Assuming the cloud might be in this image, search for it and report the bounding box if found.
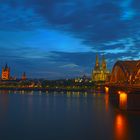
[0,0,139,45]
[0,0,140,79]
[60,63,79,68]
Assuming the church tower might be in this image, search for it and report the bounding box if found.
[101,55,107,70]
[94,54,100,70]
[2,64,10,80]
[22,72,27,81]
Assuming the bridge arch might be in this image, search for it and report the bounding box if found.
[110,60,140,84]
[135,61,140,83]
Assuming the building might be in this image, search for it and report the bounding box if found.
[22,72,27,81]
[92,55,110,82]
[1,64,10,80]
[75,75,91,83]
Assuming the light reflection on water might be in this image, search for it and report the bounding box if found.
[119,91,127,110]
[114,113,131,140]
[0,91,139,140]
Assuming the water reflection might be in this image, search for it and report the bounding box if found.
[39,90,42,95]
[0,90,139,140]
[66,91,71,97]
[114,113,131,140]
[84,92,87,97]
[0,90,9,94]
[104,87,109,112]
[105,92,109,112]
[66,92,88,114]
[27,94,33,119]
[118,91,127,110]
[0,93,9,112]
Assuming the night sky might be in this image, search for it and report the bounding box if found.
[0,0,140,79]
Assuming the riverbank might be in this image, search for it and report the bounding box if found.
[0,86,105,93]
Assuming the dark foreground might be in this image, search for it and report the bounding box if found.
[0,91,139,140]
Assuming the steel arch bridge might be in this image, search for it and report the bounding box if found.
[110,60,140,85]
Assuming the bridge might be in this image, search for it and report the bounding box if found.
[110,60,140,86]
[106,60,140,110]
[107,60,140,93]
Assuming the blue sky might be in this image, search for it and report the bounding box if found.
[0,0,140,79]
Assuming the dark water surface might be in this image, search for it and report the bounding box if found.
[0,91,139,140]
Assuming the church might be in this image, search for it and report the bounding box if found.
[1,64,10,80]
[1,64,27,81]
[92,55,110,82]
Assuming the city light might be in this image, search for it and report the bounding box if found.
[118,91,127,110]
[114,114,129,140]
[105,86,109,94]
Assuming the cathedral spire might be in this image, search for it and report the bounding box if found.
[102,55,106,70]
[94,54,100,70]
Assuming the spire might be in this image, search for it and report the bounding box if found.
[94,54,100,70]
[22,72,26,80]
[4,63,8,70]
[102,55,106,70]
[5,63,7,67]
[23,72,26,76]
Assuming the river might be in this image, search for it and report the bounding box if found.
[0,90,139,140]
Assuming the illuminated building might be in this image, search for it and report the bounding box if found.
[75,75,90,83]
[110,60,140,85]
[1,64,10,80]
[22,72,27,81]
[92,55,110,82]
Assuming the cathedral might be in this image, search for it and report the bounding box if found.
[92,55,110,82]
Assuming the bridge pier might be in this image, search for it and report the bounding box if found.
[106,86,140,110]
